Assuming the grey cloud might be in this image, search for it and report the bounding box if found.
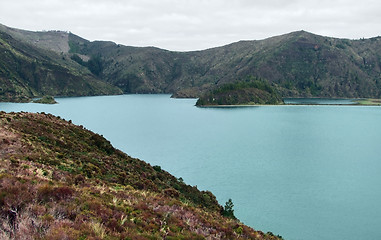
[0,0,380,51]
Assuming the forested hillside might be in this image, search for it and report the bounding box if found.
[1,23,381,102]
[67,30,381,98]
[0,25,121,102]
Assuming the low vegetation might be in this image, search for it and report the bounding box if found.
[0,112,282,239]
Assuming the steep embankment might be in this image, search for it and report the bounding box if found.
[0,112,282,239]
[0,25,122,102]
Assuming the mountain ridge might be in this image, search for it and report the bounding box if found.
[1,23,381,102]
[0,24,122,102]
[0,23,71,54]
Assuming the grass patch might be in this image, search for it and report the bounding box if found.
[355,99,381,105]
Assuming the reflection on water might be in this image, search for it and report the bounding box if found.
[284,98,356,105]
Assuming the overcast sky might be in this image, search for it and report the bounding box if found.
[0,0,380,51]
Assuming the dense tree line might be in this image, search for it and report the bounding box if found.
[71,54,104,76]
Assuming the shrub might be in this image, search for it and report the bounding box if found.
[153,165,162,172]
[0,178,35,209]
[74,174,85,185]
[221,199,236,219]
[44,221,81,240]
[164,188,180,198]
[37,185,74,202]
[37,184,54,202]
[53,186,74,200]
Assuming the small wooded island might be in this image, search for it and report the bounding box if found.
[32,95,57,104]
[196,80,284,106]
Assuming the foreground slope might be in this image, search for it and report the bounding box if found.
[0,25,122,102]
[0,112,281,239]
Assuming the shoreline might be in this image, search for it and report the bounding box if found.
[196,98,381,107]
[2,94,381,106]
[197,104,381,108]
[196,103,381,108]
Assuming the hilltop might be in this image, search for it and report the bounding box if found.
[0,24,122,102]
[67,29,381,99]
[0,112,282,239]
[1,23,381,102]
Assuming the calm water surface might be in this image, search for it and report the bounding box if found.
[1,95,381,240]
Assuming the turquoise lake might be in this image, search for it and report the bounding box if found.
[1,94,381,240]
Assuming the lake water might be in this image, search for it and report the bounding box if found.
[1,95,381,240]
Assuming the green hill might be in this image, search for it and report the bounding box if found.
[1,23,381,102]
[67,30,381,99]
[0,25,122,102]
[173,32,381,98]
[0,112,282,239]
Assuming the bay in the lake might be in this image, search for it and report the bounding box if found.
[1,95,381,240]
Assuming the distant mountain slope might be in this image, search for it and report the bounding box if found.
[0,112,282,239]
[68,30,381,98]
[173,31,381,98]
[0,25,122,102]
[1,23,381,101]
[0,23,70,53]
[67,33,187,94]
